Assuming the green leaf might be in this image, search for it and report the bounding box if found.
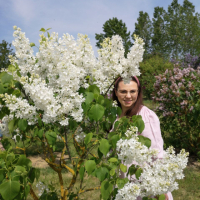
[88,104,104,121]
[117,107,122,116]
[85,160,96,175]
[8,65,16,73]
[28,168,36,183]
[95,167,109,182]
[0,84,4,93]
[98,148,103,159]
[85,92,94,105]
[6,152,15,164]
[40,28,46,32]
[24,185,30,198]
[138,135,151,148]
[110,135,120,148]
[18,119,28,131]
[0,169,5,182]
[101,180,113,200]
[84,133,93,145]
[30,43,35,47]
[1,138,11,150]
[135,168,143,179]
[16,155,32,170]
[79,166,85,180]
[45,131,57,145]
[99,139,110,156]
[14,166,27,176]
[109,168,115,176]
[38,129,44,138]
[127,164,137,176]
[10,171,20,181]
[88,85,100,95]
[158,194,166,200]
[35,168,40,181]
[0,180,20,200]
[116,178,129,189]
[120,163,127,173]
[16,70,21,77]
[38,117,43,127]
[108,158,118,163]
[12,89,21,97]
[134,116,145,133]
[96,94,104,105]
[157,194,165,200]
[1,73,13,84]
[8,119,15,133]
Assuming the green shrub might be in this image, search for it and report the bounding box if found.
[140,55,173,99]
[153,66,200,155]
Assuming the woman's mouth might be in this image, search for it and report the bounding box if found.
[124,100,132,104]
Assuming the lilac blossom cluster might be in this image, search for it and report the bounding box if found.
[171,53,200,69]
[153,66,200,117]
[116,127,189,199]
[0,27,144,135]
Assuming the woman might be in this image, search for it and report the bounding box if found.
[112,76,173,200]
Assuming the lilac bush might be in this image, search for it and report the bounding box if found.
[153,66,200,154]
[171,53,200,69]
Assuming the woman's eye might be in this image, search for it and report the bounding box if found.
[121,91,126,94]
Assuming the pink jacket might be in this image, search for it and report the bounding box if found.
[118,106,173,200]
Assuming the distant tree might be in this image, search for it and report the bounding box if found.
[132,11,152,58]
[165,0,200,58]
[0,40,14,69]
[95,17,132,57]
[134,0,200,60]
[165,0,184,59]
[151,7,169,59]
[180,0,200,56]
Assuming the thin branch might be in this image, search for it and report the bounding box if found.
[103,78,116,97]
[29,184,39,200]
[64,127,71,161]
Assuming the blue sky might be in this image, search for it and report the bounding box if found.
[1,0,200,56]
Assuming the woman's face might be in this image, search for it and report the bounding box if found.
[115,80,138,112]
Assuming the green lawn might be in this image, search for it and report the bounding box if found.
[27,162,200,200]
[172,163,200,200]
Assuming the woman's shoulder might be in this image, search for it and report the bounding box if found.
[137,105,159,123]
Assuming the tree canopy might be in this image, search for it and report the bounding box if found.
[95,17,132,57]
[97,0,200,60]
[0,40,14,69]
[134,0,200,59]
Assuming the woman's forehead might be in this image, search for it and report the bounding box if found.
[118,80,138,90]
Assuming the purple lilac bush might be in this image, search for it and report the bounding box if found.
[171,53,200,69]
[153,66,200,155]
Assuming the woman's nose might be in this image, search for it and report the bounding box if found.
[126,92,131,98]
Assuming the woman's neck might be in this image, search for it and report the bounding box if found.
[120,107,129,118]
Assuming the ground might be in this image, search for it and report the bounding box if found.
[28,152,69,168]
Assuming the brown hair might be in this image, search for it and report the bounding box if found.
[112,76,143,116]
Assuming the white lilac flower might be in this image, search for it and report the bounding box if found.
[117,128,158,166]
[75,127,86,143]
[115,182,141,200]
[35,181,49,197]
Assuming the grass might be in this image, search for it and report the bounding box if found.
[27,162,200,200]
[143,99,158,111]
[28,167,101,200]
[172,164,200,200]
